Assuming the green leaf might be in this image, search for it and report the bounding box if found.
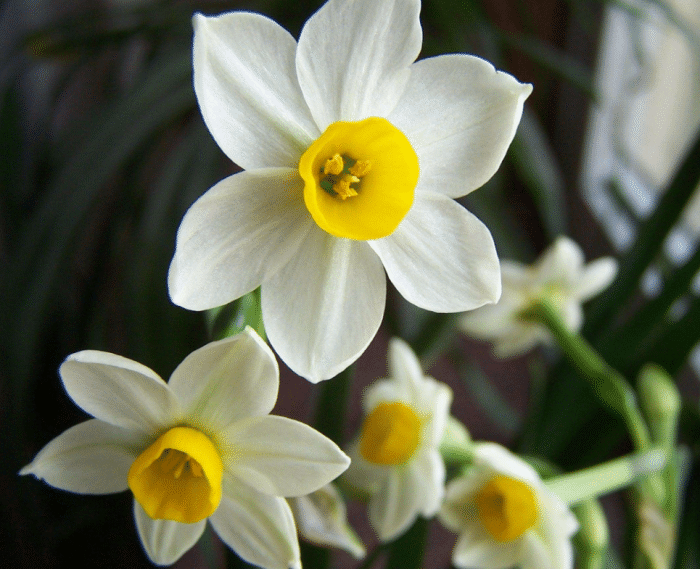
[385,517,428,569]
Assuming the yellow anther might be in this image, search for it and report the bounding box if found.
[333,174,360,200]
[349,159,372,177]
[475,475,538,542]
[323,153,344,176]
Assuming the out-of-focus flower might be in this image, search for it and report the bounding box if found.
[289,483,365,559]
[459,236,617,357]
[439,443,579,569]
[344,338,452,541]
[168,0,532,382]
[20,328,349,568]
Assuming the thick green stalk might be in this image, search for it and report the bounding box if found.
[523,299,651,451]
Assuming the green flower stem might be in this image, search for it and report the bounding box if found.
[522,298,652,452]
[545,447,667,505]
[573,499,610,569]
[439,415,474,467]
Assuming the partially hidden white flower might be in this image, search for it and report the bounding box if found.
[20,327,350,569]
[344,338,452,541]
[168,0,533,382]
[438,443,579,569]
[289,483,365,559]
[459,235,618,357]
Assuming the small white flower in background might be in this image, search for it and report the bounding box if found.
[344,338,452,541]
[20,328,349,569]
[439,443,579,569]
[459,236,618,357]
[289,483,366,559]
[168,0,532,382]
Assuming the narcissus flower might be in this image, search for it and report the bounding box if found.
[344,338,452,541]
[459,236,618,357]
[439,443,578,569]
[20,328,349,568]
[168,0,532,382]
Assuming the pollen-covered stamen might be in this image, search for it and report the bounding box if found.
[320,154,370,200]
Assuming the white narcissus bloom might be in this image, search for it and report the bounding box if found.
[344,338,452,541]
[289,483,366,559]
[168,0,533,382]
[20,328,349,569]
[459,235,618,357]
[439,443,579,569]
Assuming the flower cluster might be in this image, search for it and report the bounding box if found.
[20,0,610,568]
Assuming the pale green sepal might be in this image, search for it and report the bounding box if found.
[572,499,609,569]
[637,364,681,450]
[439,415,473,466]
[207,289,266,342]
[545,448,667,505]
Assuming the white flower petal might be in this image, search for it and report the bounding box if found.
[387,337,424,389]
[363,378,412,413]
[262,229,385,382]
[453,525,521,569]
[459,298,522,341]
[168,328,279,431]
[221,415,349,497]
[493,328,546,358]
[418,382,453,446]
[521,531,555,569]
[342,441,386,495]
[133,500,206,566]
[474,443,541,487]
[534,236,584,288]
[60,351,178,433]
[389,54,532,198]
[296,0,422,129]
[210,477,300,569]
[169,168,313,311]
[370,193,501,312]
[369,463,424,541]
[413,450,445,516]
[193,12,318,170]
[19,419,145,494]
[575,257,618,301]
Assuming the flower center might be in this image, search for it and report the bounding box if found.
[299,117,418,240]
[128,426,223,524]
[475,474,538,542]
[359,401,421,465]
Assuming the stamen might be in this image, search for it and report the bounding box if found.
[333,174,360,200]
[349,159,371,177]
[323,153,344,175]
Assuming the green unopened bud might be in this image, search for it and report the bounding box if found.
[573,499,609,569]
[637,364,680,449]
[439,416,473,466]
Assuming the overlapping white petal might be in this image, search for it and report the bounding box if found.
[389,54,532,198]
[460,235,618,357]
[168,168,313,310]
[172,0,531,382]
[439,443,578,569]
[21,328,349,569]
[168,328,279,429]
[193,12,318,169]
[221,415,350,497]
[262,229,385,382]
[210,477,300,569]
[60,350,178,434]
[345,338,451,541]
[371,193,501,312]
[134,501,207,566]
[19,419,145,494]
[296,0,422,129]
